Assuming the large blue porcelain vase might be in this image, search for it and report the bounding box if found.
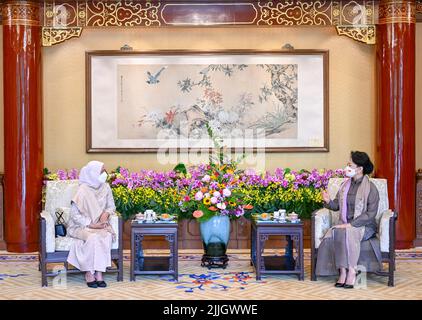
[199,215,230,257]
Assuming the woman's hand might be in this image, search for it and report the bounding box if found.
[98,212,110,223]
[322,190,330,204]
[88,222,108,229]
[334,223,351,229]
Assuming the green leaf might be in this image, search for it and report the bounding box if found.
[173,163,187,175]
[195,203,217,222]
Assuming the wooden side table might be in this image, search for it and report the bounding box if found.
[130,221,178,281]
[251,220,304,281]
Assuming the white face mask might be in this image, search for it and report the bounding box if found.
[345,165,358,178]
[98,172,108,184]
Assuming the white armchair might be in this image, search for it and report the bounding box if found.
[310,178,397,286]
[39,180,123,287]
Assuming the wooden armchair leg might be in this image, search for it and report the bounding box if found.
[41,262,48,287]
[388,262,394,287]
[388,253,395,287]
[387,211,397,287]
[117,253,124,282]
[117,218,124,282]
[310,213,317,281]
[311,249,317,281]
[117,261,123,282]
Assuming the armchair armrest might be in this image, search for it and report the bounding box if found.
[40,210,55,253]
[109,212,122,250]
[313,208,338,249]
[378,209,396,253]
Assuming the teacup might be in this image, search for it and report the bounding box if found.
[288,212,298,222]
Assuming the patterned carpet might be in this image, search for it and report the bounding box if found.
[1,249,422,300]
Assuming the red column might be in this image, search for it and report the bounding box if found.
[2,1,43,252]
[376,0,416,249]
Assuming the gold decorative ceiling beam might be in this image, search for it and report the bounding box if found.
[3,1,419,46]
[38,1,379,28]
[42,27,83,46]
[336,25,376,44]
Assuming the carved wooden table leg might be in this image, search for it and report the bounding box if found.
[251,220,304,281]
[257,234,268,280]
[166,233,178,281]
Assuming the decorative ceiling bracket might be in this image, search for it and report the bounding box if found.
[335,25,376,45]
[42,27,83,47]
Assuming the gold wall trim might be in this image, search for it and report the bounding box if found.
[2,1,422,27]
[42,27,83,46]
[336,25,376,44]
[378,0,416,24]
[2,1,42,27]
[44,1,161,27]
[257,0,376,26]
[3,1,419,47]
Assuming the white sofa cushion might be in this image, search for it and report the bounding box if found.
[109,214,120,250]
[40,210,55,253]
[314,209,340,249]
[55,236,74,251]
[44,180,80,223]
[378,209,394,253]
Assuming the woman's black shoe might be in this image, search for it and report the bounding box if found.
[334,282,345,288]
[86,281,98,288]
[96,280,107,288]
[343,270,360,289]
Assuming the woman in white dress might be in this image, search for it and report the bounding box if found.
[67,161,116,288]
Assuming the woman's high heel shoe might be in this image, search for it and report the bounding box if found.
[334,282,345,288]
[86,281,98,288]
[344,270,361,289]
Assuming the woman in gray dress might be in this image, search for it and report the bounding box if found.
[316,151,381,289]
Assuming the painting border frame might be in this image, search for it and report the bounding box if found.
[86,49,329,153]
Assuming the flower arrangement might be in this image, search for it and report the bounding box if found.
[111,165,344,220]
[108,167,182,220]
[43,126,345,222]
[43,165,344,220]
[177,123,253,222]
[237,167,344,218]
[177,163,254,222]
[43,168,79,181]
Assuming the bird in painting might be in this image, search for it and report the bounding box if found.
[146,66,167,84]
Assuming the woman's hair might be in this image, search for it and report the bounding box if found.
[351,151,374,175]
